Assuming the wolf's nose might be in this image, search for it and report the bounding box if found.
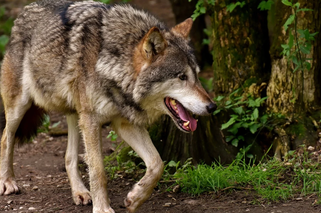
[206,102,217,114]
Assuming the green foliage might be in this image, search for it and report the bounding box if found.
[0,6,14,59]
[107,130,118,141]
[104,143,145,180]
[214,88,269,147]
[257,0,274,11]
[281,1,318,73]
[188,0,215,20]
[37,114,61,133]
[226,1,246,13]
[175,147,321,201]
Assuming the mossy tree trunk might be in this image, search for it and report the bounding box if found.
[266,0,321,158]
[153,0,271,164]
[212,0,271,95]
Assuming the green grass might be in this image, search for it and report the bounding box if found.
[173,148,321,201]
[103,144,321,202]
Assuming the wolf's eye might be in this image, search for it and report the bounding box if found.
[178,73,187,81]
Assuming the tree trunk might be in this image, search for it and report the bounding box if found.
[266,0,321,157]
[212,0,271,95]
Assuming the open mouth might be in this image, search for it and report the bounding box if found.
[164,97,197,132]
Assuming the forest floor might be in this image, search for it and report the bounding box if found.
[1,0,321,212]
[1,112,321,213]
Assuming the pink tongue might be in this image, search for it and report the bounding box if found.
[176,102,197,131]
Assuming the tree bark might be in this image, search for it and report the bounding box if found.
[266,0,321,155]
[212,0,271,96]
[267,0,321,115]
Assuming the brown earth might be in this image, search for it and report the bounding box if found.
[1,0,321,213]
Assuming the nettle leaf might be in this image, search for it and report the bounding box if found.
[213,109,221,115]
[200,6,206,14]
[233,106,244,115]
[305,61,311,71]
[221,117,237,130]
[283,14,295,32]
[228,122,243,135]
[297,8,313,12]
[226,1,246,13]
[225,100,232,106]
[231,138,239,147]
[242,122,250,128]
[252,108,259,120]
[168,160,178,167]
[226,135,235,142]
[300,45,311,54]
[258,0,274,10]
[281,0,292,6]
[288,32,294,49]
[260,114,268,124]
[293,2,300,9]
[214,95,225,102]
[292,56,299,65]
[237,135,245,141]
[248,98,260,108]
[249,123,261,134]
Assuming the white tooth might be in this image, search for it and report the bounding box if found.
[183,121,190,127]
[170,99,176,105]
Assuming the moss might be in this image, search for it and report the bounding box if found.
[287,123,307,139]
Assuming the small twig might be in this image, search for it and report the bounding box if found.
[15,199,42,203]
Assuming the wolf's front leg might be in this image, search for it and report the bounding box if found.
[65,114,92,205]
[78,113,115,213]
[113,119,164,213]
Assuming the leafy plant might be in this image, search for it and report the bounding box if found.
[37,114,61,133]
[0,6,14,59]
[280,0,317,73]
[257,0,274,11]
[188,0,215,20]
[214,88,268,147]
[226,1,246,13]
[107,130,118,141]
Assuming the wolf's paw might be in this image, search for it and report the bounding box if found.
[124,188,150,213]
[0,178,20,195]
[93,207,115,213]
[73,190,92,205]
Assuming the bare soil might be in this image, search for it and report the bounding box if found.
[1,0,321,213]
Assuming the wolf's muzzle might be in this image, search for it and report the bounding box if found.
[206,102,217,114]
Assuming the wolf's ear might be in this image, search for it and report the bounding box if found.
[141,27,167,60]
[171,18,193,39]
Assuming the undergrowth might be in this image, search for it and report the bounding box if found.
[174,146,321,201]
[104,141,321,202]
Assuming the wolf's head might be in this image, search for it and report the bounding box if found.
[133,18,216,132]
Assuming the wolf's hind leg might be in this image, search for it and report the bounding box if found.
[0,100,32,195]
[65,114,92,205]
[113,119,164,213]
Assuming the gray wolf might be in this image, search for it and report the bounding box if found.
[0,0,216,212]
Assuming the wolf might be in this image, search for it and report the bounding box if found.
[0,0,216,212]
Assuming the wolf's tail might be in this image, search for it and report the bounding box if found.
[0,98,46,145]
